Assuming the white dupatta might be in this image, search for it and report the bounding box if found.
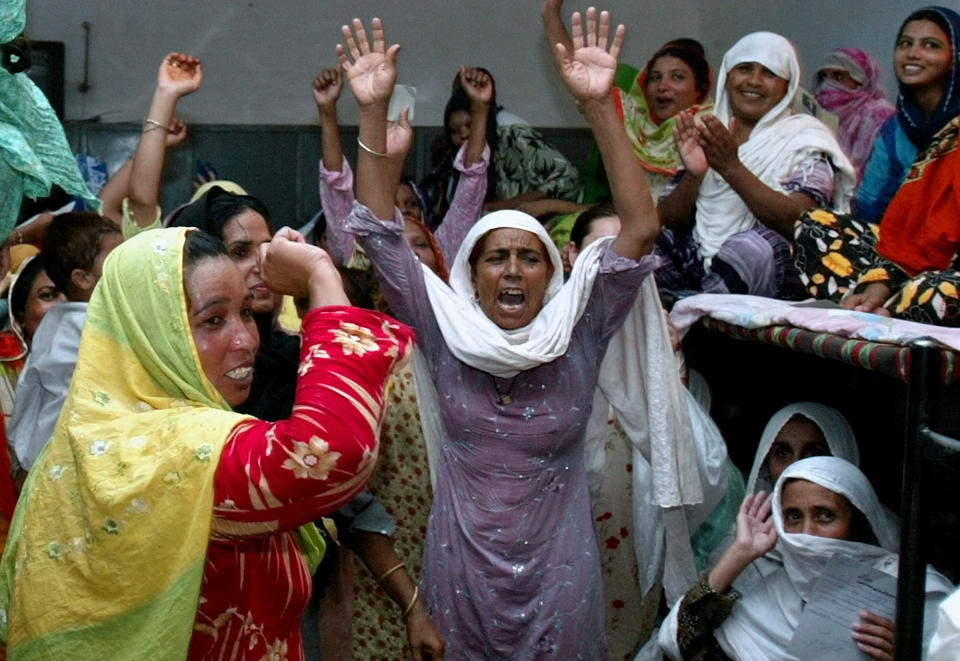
[694,32,856,267]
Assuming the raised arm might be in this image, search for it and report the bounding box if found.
[707,492,777,592]
[313,68,346,172]
[127,53,202,228]
[541,0,575,64]
[553,8,657,260]
[101,119,187,225]
[338,18,399,221]
[459,66,493,167]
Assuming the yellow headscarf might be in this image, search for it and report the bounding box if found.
[0,228,250,659]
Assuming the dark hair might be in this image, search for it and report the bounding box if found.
[171,186,273,239]
[646,38,712,100]
[569,203,618,249]
[899,8,953,45]
[10,255,47,326]
[42,212,121,298]
[183,229,229,268]
[18,185,73,224]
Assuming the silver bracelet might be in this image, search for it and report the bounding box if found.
[143,117,171,132]
[357,136,387,158]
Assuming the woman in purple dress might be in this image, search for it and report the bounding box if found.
[338,11,659,658]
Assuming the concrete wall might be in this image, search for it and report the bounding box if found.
[26,0,949,128]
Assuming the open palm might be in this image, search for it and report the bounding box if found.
[734,492,778,559]
[674,109,708,176]
[337,18,398,108]
[554,8,623,103]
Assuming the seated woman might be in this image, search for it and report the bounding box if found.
[659,456,954,660]
[421,66,582,220]
[813,48,896,180]
[794,7,960,326]
[313,63,490,270]
[0,227,414,659]
[657,31,855,299]
[541,0,713,227]
[339,11,660,656]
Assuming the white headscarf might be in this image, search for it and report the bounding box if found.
[711,457,949,660]
[420,209,610,378]
[413,209,615,486]
[747,402,858,494]
[694,32,856,266]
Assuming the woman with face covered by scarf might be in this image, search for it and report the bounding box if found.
[814,48,897,180]
[656,31,856,299]
[659,456,953,660]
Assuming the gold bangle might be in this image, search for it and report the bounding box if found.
[401,585,419,619]
[357,136,387,157]
[376,561,405,584]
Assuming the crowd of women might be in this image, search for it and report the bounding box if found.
[2,0,960,659]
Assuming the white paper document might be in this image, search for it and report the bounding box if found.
[786,554,897,660]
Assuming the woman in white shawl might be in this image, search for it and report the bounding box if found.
[659,456,953,660]
[339,11,661,658]
[746,402,858,494]
[657,32,856,298]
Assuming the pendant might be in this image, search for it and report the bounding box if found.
[496,393,513,406]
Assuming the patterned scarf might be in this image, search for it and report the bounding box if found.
[0,228,250,660]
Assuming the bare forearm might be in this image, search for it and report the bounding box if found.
[541,3,574,57]
[465,104,490,166]
[353,531,417,609]
[98,158,132,225]
[720,164,812,238]
[128,90,178,225]
[583,97,657,259]
[319,107,345,172]
[356,105,394,220]
[658,172,701,231]
[707,544,756,594]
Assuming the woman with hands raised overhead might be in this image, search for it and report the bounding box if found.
[339,11,657,658]
[313,60,490,274]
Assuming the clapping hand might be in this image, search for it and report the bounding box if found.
[157,53,202,98]
[697,114,743,177]
[336,17,399,108]
[386,107,413,160]
[553,7,624,105]
[673,109,708,176]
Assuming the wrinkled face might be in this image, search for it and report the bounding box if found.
[186,256,259,407]
[396,183,423,220]
[646,56,700,121]
[817,68,861,91]
[725,61,790,124]
[448,109,471,147]
[781,479,853,540]
[21,270,65,343]
[222,209,274,314]
[895,19,953,93]
[767,415,831,484]
[403,218,438,274]
[568,215,621,266]
[472,228,554,330]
